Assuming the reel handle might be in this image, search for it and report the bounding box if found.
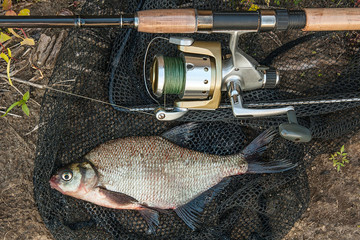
[227,80,312,143]
[227,79,293,118]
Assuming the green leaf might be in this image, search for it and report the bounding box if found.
[0,32,11,43]
[340,145,345,153]
[18,9,30,16]
[7,47,11,58]
[1,100,21,117]
[22,103,29,116]
[6,57,12,85]
[0,52,9,63]
[337,165,340,172]
[23,91,30,101]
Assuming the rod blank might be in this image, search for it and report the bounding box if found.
[0,15,135,28]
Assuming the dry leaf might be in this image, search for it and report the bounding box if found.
[21,38,35,46]
[5,10,17,16]
[2,0,12,11]
[8,28,22,39]
[0,32,11,43]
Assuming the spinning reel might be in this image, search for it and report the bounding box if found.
[150,33,312,143]
[4,8,359,143]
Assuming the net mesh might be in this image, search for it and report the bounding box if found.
[34,0,360,239]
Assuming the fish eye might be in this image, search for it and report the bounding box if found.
[61,171,73,181]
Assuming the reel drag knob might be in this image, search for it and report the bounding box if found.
[263,68,279,89]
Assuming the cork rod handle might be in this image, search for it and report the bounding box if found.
[137,9,197,33]
[303,8,360,31]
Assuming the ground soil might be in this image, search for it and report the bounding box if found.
[0,1,359,239]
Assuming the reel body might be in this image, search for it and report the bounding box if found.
[150,34,312,142]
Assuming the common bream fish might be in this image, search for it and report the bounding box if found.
[50,124,296,232]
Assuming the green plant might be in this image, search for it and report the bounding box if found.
[273,0,303,6]
[329,145,349,172]
[1,91,30,117]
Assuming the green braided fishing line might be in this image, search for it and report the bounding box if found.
[163,57,185,95]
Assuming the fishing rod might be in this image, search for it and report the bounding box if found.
[0,8,359,32]
[2,8,360,142]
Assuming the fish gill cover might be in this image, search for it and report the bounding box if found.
[34,0,360,239]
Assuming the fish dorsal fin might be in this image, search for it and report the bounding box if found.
[241,128,277,159]
[161,123,198,148]
[174,178,231,230]
[138,208,159,234]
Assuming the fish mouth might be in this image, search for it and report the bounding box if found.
[49,176,59,189]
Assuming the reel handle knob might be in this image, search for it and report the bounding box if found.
[279,110,312,142]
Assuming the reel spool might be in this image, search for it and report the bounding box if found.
[149,35,312,142]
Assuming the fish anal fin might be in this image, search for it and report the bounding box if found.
[175,178,231,230]
[138,208,159,234]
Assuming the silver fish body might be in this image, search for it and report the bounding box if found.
[87,136,247,209]
[50,125,296,231]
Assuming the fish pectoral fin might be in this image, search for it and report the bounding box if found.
[241,128,277,159]
[138,207,159,234]
[175,178,231,230]
[97,187,138,205]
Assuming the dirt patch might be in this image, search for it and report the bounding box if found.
[0,1,79,239]
[284,132,360,240]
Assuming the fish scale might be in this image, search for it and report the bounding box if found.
[86,136,248,209]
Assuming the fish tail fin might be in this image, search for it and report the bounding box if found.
[247,159,297,173]
[243,128,297,173]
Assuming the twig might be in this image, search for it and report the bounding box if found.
[25,122,45,135]
[0,75,41,106]
[21,48,31,58]
[0,75,154,116]
[266,32,283,47]
[8,43,21,50]
[0,110,22,118]
[0,74,45,89]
